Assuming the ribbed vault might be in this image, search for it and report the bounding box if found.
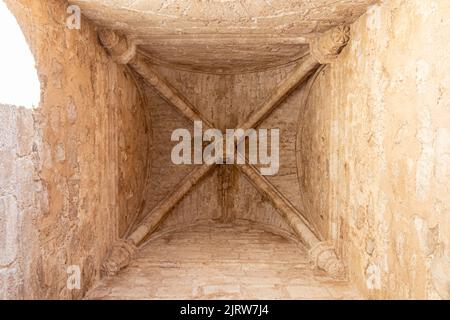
[98,25,352,279]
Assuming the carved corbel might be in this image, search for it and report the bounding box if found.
[310,25,351,64]
[98,29,137,65]
[102,164,215,276]
[102,239,138,276]
[309,241,345,278]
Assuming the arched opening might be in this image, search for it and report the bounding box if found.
[0,1,40,108]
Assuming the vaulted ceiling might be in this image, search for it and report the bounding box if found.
[98,22,354,277]
[70,0,376,74]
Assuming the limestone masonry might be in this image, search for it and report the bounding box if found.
[0,0,449,300]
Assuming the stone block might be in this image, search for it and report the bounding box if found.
[0,104,17,152]
[0,195,19,267]
[16,108,35,157]
[0,150,16,197]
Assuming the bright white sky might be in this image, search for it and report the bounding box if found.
[0,0,40,108]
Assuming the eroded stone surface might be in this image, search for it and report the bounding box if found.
[70,0,375,73]
[297,0,450,299]
[87,222,360,300]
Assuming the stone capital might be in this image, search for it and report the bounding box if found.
[98,29,137,64]
[309,241,345,278]
[310,25,351,64]
[102,239,138,276]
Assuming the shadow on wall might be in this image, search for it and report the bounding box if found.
[0,1,40,108]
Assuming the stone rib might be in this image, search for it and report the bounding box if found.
[239,54,320,131]
[237,163,345,278]
[128,164,216,246]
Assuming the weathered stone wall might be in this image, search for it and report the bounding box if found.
[297,0,450,299]
[2,0,151,299]
[0,105,38,299]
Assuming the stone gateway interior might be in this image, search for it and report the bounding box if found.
[0,0,449,300]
